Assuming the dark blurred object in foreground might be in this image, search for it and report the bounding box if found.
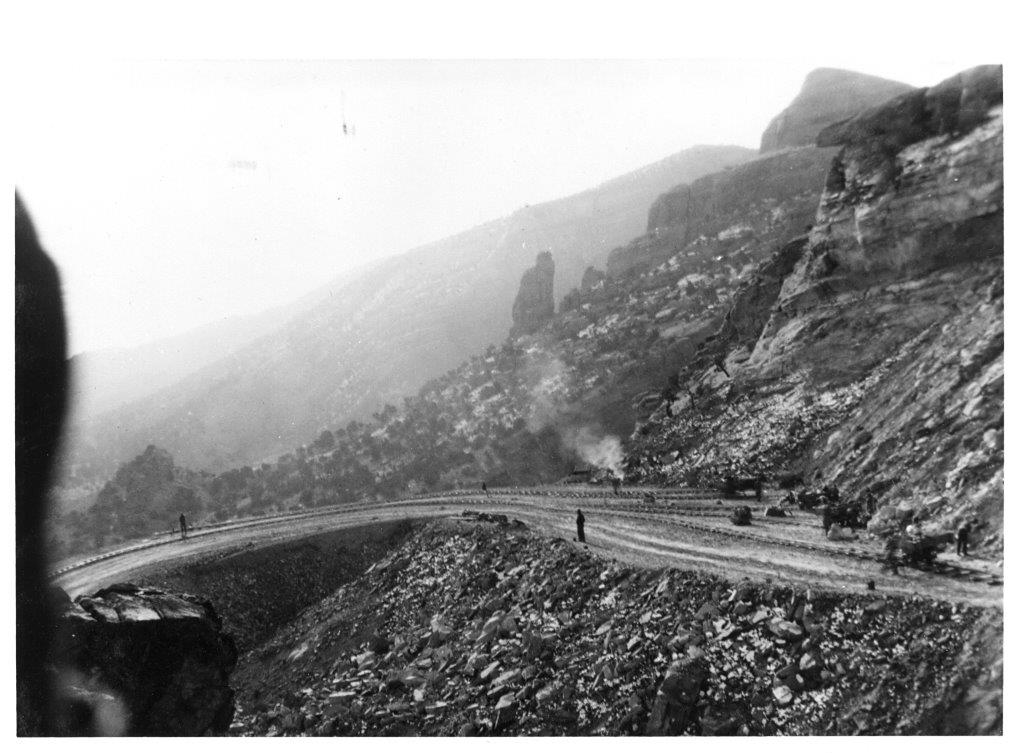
[52,583,238,735]
[16,193,69,734]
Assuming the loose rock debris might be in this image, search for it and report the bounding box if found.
[230,520,997,736]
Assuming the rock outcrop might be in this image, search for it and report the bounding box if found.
[629,66,1004,544]
[51,584,237,736]
[716,235,809,346]
[780,65,1003,302]
[609,146,835,280]
[759,68,913,153]
[580,266,606,293]
[511,252,556,337]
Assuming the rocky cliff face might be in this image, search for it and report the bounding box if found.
[629,66,1003,546]
[50,583,237,735]
[511,252,556,337]
[779,65,1002,301]
[759,68,913,153]
[608,146,835,280]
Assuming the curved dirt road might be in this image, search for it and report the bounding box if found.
[54,487,1002,607]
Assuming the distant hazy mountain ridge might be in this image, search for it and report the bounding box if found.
[59,144,755,486]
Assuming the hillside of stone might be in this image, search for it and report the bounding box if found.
[59,70,950,553]
[628,66,1003,547]
[62,67,1004,558]
[57,144,754,492]
[158,145,836,521]
[227,519,1001,736]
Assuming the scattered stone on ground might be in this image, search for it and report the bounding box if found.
[229,519,998,736]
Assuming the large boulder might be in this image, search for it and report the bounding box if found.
[510,251,556,336]
[51,583,237,736]
[760,68,913,153]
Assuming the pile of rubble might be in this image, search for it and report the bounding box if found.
[230,520,995,736]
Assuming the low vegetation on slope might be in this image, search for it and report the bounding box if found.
[228,520,1001,736]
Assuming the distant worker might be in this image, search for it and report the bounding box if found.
[576,508,586,543]
[179,512,188,541]
[611,477,621,496]
[822,507,833,536]
[482,481,489,497]
[864,491,878,516]
[956,520,974,557]
[755,478,764,502]
[883,535,901,575]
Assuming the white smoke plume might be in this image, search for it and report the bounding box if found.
[524,356,570,433]
[563,425,626,479]
[519,351,626,478]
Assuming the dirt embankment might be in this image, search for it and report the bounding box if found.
[137,519,420,653]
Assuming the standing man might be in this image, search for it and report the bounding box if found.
[611,477,621,496]
[576,508,586,543]
[482,481,489,497]
[956,520,973,557]
[883,535,901,575]
[179,512,188,541]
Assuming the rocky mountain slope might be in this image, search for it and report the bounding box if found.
[76,142,835,536]
[63,66,1002,558]
[226,519,1001,736]
[59,144,754,486]
[629,65,1003,546]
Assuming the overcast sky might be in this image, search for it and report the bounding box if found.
[14,58,977,355]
